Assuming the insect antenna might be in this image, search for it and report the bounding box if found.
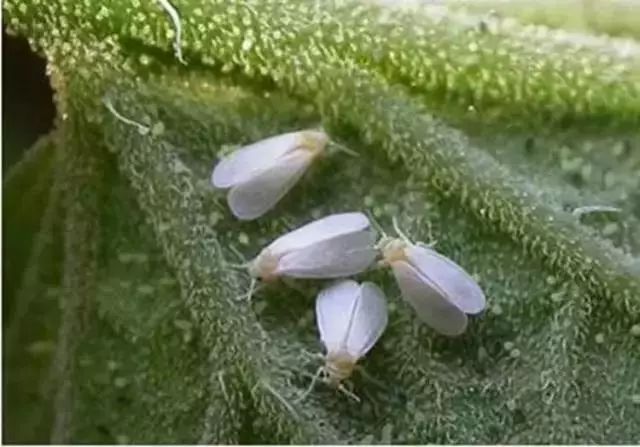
[327,140,360,158]
[366,213,386,238]
[417,217,438,248]
[223,243,258,300]
[227,243,250,265]
[392,216,413,245]
[299,350,325,362]
[226,262,249,270]
[367,212,391,255]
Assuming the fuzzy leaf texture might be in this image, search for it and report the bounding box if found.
[3,0,640,443]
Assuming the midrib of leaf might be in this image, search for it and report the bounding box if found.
[4,143,62,355]
[2,133,58,312]
[50,104,104,443]
[3,133,63,444]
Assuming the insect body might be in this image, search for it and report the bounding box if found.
[378,222,486,336]
[211,130,328,220]
[300,279,388,401]
[317,280,388,381]
[248,212,378,282]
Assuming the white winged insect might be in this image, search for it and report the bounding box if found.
[243,212,378,298]
[300,279,388,401]
[378,218,486,336]
[211,130,329,220]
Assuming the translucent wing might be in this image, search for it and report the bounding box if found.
[275,230,377,278]
[269,212,371,256]
[316,281,388,358]
[406,245,486,314]
[343,282,388,358]
[392,260,468,336]
[227,150,312,220]
[316,280,361,354]
[211,131,301,188]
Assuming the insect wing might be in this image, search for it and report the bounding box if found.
[316,280,361,354]
[343,282,388,358]
[316,281,388,358]
[212,131,301,188]
[275,230,377,278]
[268,212,371,256]
[227,150,312,220]
[406,245,486,315]
[392,260,468,336]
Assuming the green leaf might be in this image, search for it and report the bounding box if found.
[70,172,212,444]
[4,0,640,443]
[3,133,59,311]
[100,72,639,442]
[3,133,63,443]
[447,0,640,39]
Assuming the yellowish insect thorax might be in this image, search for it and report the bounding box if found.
[298,130,329,158]
[379,237,409,266]
[325,351,358,384]
[249,249,280,282]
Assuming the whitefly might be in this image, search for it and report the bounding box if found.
[378,218,486,336]
[211,130,329,221]
[299,279,388,401]
[243,212,378,299]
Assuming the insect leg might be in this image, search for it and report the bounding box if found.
[337,382,361,403]
[295,366,324,403]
